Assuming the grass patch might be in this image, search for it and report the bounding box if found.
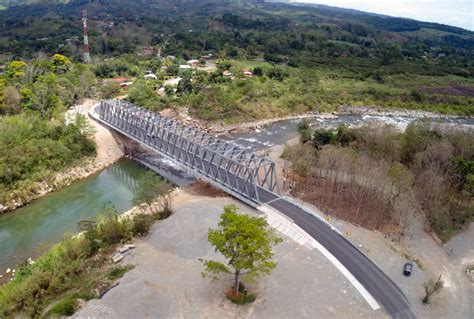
[107,265,135,281]
[45,291,94,317]
[225,283,257,305]
[46,297,76,316]
[226,290,256,305]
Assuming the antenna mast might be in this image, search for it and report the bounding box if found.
[82,9,91,64]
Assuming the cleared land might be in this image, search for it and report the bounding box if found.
[73,185,474,318]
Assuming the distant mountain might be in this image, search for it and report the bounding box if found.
[0,0,69,6]
[0,0,472,77]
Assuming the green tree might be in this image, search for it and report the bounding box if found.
[19,88,38,111]
[176,72,195,95]
[127,80,159,109]
[312,128,335,149]
[253,66,263,76]
[132,171,170,215]
[100,82,121,99]
[1,86,20,114]
[5,60,27,79]
[50,54,71,74]
[200,205,281,294]
[94,63,115,78]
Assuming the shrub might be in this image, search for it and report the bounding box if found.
[106,265,135,281]
[46,297,76,316]
[96,207,132,245]
[297,119,310,132]
[132,214,154,236]
[225,283,256,305]
[0,238,87,317]
[312,129,335,148]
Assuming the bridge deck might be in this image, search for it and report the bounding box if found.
[96,100,414,319]
[99,100,279,206]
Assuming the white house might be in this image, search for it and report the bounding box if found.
[187,59,199,67]
[144,74,158,80]
[164,77,182,86]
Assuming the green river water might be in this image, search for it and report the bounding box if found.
[0,158,149,271]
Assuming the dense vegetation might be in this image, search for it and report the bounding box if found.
[0,55,97,209]
[1,0,473,69]
[0,0,472,121]
[284,121,473,241]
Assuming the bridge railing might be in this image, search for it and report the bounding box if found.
[99,100,280,203]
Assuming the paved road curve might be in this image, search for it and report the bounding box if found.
[258,189,415,319]
[94,102,415,319]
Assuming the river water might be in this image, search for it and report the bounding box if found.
[231,114,474,150]
[1,113,472,274]
[0,158,150,271]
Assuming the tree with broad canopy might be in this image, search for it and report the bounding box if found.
[200,205,282,294]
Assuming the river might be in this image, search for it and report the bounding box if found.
[0,158,151,272]
[230,114,474,150]
[1,113,472,275]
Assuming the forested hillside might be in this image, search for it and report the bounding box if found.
[0,0,473,76]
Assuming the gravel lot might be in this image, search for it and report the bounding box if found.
[74,184,473,319]
[74,193,386,319]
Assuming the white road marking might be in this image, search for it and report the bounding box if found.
[258,204,381,311]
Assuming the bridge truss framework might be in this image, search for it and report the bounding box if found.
[99,100,280,205]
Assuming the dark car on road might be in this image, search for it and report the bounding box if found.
[403,262,413,276]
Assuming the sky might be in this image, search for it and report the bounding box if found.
[292,0,474,31]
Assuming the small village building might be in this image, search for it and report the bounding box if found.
[157,87,166,96]
[242,68,253,77]
[140,47,155,56]
[187,59,199,67]
[223,70,233,77]
[109,77,129,84]
[179,65,191,70]
[144,74,158,80]
[201,54,213,60]
[164,77,182,86]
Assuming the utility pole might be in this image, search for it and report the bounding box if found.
[82,9,91,64]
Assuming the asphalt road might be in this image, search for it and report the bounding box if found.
[97,103,415,319]
[260,190,415,319]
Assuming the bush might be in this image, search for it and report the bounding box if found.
[106,265,134,281]
[225,283,256,305]
[297,119,310,132]
[46,297,76,316]
[312,129,335,148]
[96,207,132,245]
[45,291,95,317]
[132,214,154,236]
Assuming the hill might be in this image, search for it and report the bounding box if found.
[0,0,472,78]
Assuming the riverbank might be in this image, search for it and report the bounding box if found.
[0,99,124,214]
[163,105,471,137]
[3,101,471,215]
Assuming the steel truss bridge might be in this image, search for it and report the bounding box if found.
[99,100,280,206]
[96,99,413,318]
